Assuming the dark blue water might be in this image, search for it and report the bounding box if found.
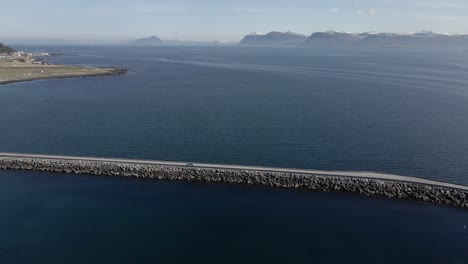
[1,45,468,184]
[1,170,467,264]
[1,46,468,263]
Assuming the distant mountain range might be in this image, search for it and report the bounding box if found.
[131,31,468,48]
[133,36,227,46]
[134,36,163,45]
[239,31,468,47]
[239,31,307,46]
[0,43,16,53]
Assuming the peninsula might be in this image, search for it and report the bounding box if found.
[0,43,127,85]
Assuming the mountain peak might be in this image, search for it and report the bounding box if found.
[0,42,16,54]
[305,31,468,47]
[134,36,163,45]
[239,31,307,46]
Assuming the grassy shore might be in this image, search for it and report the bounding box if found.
[0,59,126,85]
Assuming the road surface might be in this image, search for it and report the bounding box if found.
[0,152,467,191]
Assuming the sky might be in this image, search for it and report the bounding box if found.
[1,0,468,43]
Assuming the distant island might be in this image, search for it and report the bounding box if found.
[132,36,228,46]
[134,36,163,45]
[132,31,468,48]
[239,30,468,47]
[0,43,127,85]
[239,31,307,46]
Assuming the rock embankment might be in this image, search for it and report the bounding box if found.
[0,157,466,208]
[106,67,128,76]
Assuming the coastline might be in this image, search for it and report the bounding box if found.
[0,153,466,209]
[0,52,128,85]
[0,66,127,85]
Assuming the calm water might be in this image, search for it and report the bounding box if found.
[1,170,467,264]
[1,46,468,263]
[1,46,468,184]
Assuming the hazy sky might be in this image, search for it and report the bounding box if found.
[2,0,468,43]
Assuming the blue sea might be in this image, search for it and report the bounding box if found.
[0,45,467,263]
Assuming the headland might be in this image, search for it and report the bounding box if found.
[0,50,127,85]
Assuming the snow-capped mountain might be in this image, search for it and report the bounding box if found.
[304,31,468,47]
[239,30,468,47]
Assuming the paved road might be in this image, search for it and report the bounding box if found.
[1,152,467,191]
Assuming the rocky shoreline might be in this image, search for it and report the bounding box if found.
[0,156,467,208]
